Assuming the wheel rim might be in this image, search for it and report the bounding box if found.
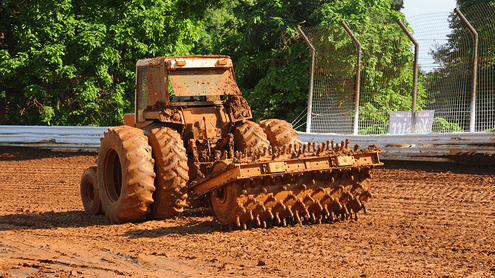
[103,148,122,203]
[210,183,237,225]
[84,180,96,203]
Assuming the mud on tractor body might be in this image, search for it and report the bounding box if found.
[80,55,383,230]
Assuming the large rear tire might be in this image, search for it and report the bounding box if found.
[80,166,103,215]
[98,126,156,224]
[258,119,301,148]
[233,120,270,152]
[147,126,189,219]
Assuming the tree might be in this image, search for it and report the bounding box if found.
[0,0,223,126]
[194,0,327,123]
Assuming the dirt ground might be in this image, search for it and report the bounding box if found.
[0,146,494,278]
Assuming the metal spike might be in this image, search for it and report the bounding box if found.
[275,213,281,224]
[282,218,287,227]
[323,206,330,217]
[304,207,311,219]
[311,213,317,222]
[255,215,261,226]
[354,144,360,152]
[287,206,294,218]
[345,138,350,149]
[343,205,349,219]
[262,220,267,229]
[243,223,247,230]
[236,216,241,227]
[295,211,302,225]
[316,200,324,212]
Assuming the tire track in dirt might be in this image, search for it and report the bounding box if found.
[0,236,212,277]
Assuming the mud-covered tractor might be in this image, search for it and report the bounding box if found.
[80,55,383,230]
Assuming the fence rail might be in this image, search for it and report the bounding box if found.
[1,126,494,163]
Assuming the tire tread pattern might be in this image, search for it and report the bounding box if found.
[234,121,270,152]
[148,127,189,219]
[98,126,156,224]
[258,119,301,148]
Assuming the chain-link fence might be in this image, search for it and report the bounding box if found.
[299,2,495,134]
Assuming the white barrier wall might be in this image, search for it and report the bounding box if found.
[298,132,495,163]
[1,126,494,163]
[0,126,109,152]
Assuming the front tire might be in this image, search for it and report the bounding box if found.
[98,126,156,224]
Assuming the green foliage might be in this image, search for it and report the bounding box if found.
[194,0,411,129]
[432,117,464,133]
[0,0,425,132]
[193,0,324,123]
[0,0,222,126]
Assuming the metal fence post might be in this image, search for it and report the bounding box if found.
[397,20,419,133]
[297,27,315,133]
[341,21,362,135]
[455,8,478,133]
